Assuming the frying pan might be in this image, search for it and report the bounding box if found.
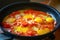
[0,2,60,40]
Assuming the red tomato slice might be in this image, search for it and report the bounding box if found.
[27,18,32,20]
[28,21,37,27]
[48,25,54,30]
[22,21,28,27]
[26,30,37,36]
[28,23,33,27]
[12,22,17,26]
[33,22,37,26]
[2,22,11,28]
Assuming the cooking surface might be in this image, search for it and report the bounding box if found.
[0,0,60,40]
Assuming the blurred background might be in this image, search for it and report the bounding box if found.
[0,0,60,12]
[0,0,60,40]
[30,0,60,12]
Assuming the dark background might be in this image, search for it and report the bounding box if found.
[0,0,30,9]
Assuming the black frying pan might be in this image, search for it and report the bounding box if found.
[0,2,60,40]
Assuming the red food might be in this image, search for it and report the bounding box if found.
[41,24,54,30]
[28,22,37,27]
[33,11,40,16]
[2,22,11,28]
[26,30,37,36]
[27,18,32,20]
[24,9,34,14]
[9,11,20,17]
[22,21,28,27]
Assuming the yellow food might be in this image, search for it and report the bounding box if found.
[23,14,34,19]
[14,26,28,33]
[37,28,50,35]
[35,17,43,23]
[46,17,54,23]
[6,18,15,23]
[33,27,39,31]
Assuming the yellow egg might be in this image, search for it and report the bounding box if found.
[37,28,50,35]
[14,26,22,32]
[46,17,54,23]
[6,18,16,23]
[22,27,28,33]
[14,26,28,33]
[23,14,34,19]
[35,17,43,23]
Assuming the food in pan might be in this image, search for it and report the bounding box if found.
[2,9,56,36]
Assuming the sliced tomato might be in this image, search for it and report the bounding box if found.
[22,21,28,27]
[28,21,37,27]
[2,22,11,28]
[48,25,54,30]
[24,9,34,14]
[26,30,37,36]
[12,22,17,26]
[27,18,32,20]
[28,24,33,27]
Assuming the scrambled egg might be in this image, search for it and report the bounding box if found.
[46,17,54,23]
[6,18,15,23]
[23,14,34,19]
[35,17,43,23]
[37,28,50,35]
[14,26,28,33]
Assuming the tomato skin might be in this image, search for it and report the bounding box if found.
[2,22,11,28]
[48,25,54,30]
[28,23,33,27]
[26,30,37,36]
[27,18,32,20]
[27,30,33,35]
[22,21,28,27]
[28,22,37,27]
